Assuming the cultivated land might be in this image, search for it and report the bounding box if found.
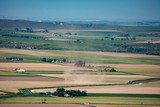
[0,63,92,71]
[0,22,160,106]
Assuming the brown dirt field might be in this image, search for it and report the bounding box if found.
[92,64,160,68]
[135,81,160,87]
[0,81,68,92]
[31,74,152,93]
[0,48,66,57]
[0,76,63,82]
[96,105,159,107]
[65,86,160,94]
[0,63,91,71]
[68,50,160,58]
[37,74,150,84]
[0,104,89,107]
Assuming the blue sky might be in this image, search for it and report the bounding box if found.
[0,0,160,21]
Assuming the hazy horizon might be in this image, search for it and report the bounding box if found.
[0,0,160,22]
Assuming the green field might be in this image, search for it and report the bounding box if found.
[0,96,159,105]
[1,49,160,65]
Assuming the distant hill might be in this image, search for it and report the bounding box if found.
[0,19,111,30]
[0,19,160,30]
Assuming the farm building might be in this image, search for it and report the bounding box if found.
[14,68,26,73]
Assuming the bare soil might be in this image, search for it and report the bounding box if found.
[65,86,160,94]
[96,105,159,107]
[0,63,91,71]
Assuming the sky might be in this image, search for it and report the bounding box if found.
[0,0,160,21]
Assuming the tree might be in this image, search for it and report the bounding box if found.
[41,58,47,62]
[47,59,53,63]
[110,68,117,72]
[111,38,114,40]
[44,29,48,33]
[132,36,136,40]
[15,28,19,31]
[75,60,85,67]
[65,90,87,97]
[81,91,87,96]
[65,32,72,35]
[53,87,65,97]
[62,58,67,63]
[26,28,33,32]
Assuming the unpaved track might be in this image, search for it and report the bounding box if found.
[0,48,66,57]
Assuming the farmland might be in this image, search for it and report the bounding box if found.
[0,19,160,106]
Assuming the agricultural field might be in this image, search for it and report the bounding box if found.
[0,20,160,107]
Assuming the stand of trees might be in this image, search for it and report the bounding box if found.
[41,57,67,63]
[100,67,118,72]
[6,57,23,61]
[53,87,87,97]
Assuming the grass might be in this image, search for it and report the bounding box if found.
[88,93,160,98]
[0,52,42,63]
[119,68,160,73]
[25,71,64,74]
[0,96,159,105]
[119,68,160,76]
[0,71,33,77]
[0,71,63,77]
